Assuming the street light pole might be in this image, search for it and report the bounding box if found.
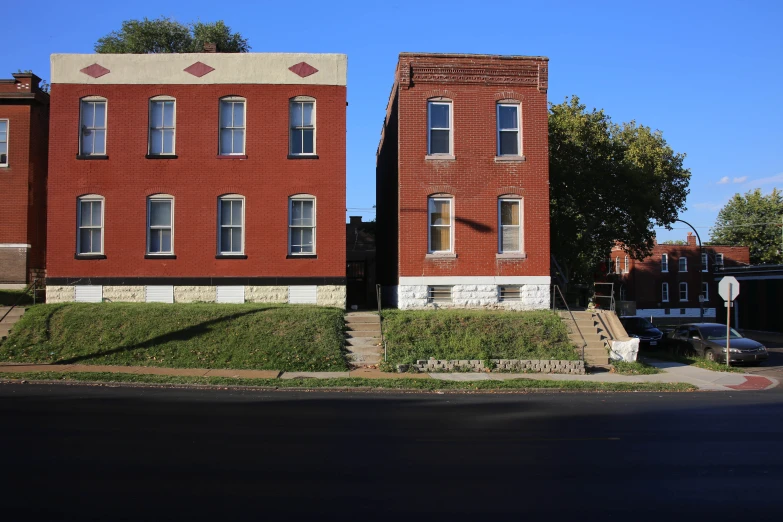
[675,219,704,320]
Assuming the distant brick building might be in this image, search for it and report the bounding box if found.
[376,53,551,309]
[46,52,346,306]
[608,232,750,319]
[0,72,49,286]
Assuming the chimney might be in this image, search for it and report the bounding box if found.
[203,42,217,53]
[687,232,697,247]
[349,216,362,225]
[12,72,40,92]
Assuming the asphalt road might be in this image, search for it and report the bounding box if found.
[1,384,782,521]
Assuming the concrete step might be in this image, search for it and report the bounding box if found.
[345,317,381,325]
[346,337,383,348]
[569,334,608,344]
[348,354,383,365]
[0,308,25,319]
[345,345,384,356]
[346,324,381,333]
[345,331,381,340]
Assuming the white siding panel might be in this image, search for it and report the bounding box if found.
[288,285,317,304]
[217,286,245,303]
[74,285,102,303]
[146,285,174,303]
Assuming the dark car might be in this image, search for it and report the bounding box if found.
[620,316,664,349]
[668,323,769,365]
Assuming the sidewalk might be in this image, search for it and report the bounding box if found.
[0,361,777,391]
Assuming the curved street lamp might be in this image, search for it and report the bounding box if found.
[674,219,704,320]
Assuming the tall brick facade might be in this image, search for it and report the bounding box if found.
[376,53,551,309]
[0,72,49,284]
[47,53,346,306]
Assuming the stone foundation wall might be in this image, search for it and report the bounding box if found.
[317,285,346,308]
[412,358,585,374]
[103,286,145,302]
[398,284,550,310]
[46,285,75,303]
[174,286,217,303]
[245,285,288,303]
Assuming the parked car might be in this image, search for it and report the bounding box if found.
[668,323,768,365]
[619,316,664,349]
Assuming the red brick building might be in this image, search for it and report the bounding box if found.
[608,232,750,320]
[376,53,551,309]
[46,53,346,306]
[0,72,49,286]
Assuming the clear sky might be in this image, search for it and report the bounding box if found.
[3,0,781,241]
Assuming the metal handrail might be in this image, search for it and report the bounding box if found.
[0,278,41,324]
[594,282,616,312]
[552,284,586,362]
[375,284,386,361]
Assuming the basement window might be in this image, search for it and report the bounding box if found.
[499,286,522,302]
[428,286,453,304]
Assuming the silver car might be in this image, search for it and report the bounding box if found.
[669,323,769,365]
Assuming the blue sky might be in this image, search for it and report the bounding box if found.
[3,0,781,241]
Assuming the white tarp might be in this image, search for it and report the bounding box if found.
[609,338,640,362]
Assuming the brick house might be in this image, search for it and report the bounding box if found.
[0,72,49,286]
[607,232,750,320]
[46,52,346,306]
[376,53,551,309]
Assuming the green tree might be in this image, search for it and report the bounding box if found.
[549,96,690,283]
[710,188,783,264]
[95,17,250,54]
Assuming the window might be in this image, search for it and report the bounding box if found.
[0,119,7,166]
[497,104,520,156]
[289,196,315,254]
[427,101,452,155]
[428,286,452,304]
[80,97,107,155]
[615,257,621,274]
[428,197,453,253]
[701,252,709,272]
[679,257,687,272]
[701,282,709,302]
[219,97,245,155]
[149,97,175,155]
[499,286,521,302]
[715,253,724,266]
[147,196,173,254]
[218,196,244,254]
[498,199,522,253]
[289,97,315,155]
[624,256,629,273]
[77,195,104,254]
[662,282,669,302]
[661,253,669,272]
[679,282,688,301]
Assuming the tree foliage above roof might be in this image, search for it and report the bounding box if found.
[710,188,782,264]
[95,17,250,54]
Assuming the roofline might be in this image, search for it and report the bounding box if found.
[399,52,548,61]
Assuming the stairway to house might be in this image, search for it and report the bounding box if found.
[0,306,26,341]
[344,311,383,367]
[560,310,615,366]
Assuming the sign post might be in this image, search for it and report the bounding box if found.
[718,276,740,368]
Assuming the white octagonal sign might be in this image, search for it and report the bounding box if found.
[718,276,740,301]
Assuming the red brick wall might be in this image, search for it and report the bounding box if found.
[392,55,550,279]
[0,105,31,245]
[47,83,346,278]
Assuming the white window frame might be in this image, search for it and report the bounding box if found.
[679,282,688,302]
[661,253,669,272]
[615,257,621,274]
[219,97,246,155]
[147,195,174,255]
[715,253,724,266]
[498,198,523,253]
[288,195,316,255]
[427,100,452,156]
[662,282,669,302]
[428,197,454,254]
[701,282,709,301]
[148,96,176,155]
[428,285,453,304]
[496,103,521,156]
[77,195,104,255]
[624,256,629,273]
[79,96,107,156]
[701,252,708,272]
[217,195,245,255]
[679,257,688,272]
[289,97,316,156]
[0,119,8,167]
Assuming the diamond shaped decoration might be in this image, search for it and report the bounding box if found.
[289,62,319,78]
[80,64,111,79]
[184,62,215,78]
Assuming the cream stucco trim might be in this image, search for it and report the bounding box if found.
[52,53,347,86]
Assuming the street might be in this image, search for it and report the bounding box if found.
[1,383,782,521]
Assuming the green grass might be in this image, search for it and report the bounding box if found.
[0,290,34,306]
[0,303,347,371]
[611,360,662,375]
[0,371,696,392]
[642,350,745,373]
[380,309,577,370]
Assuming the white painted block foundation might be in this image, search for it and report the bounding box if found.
[394,277,551,310]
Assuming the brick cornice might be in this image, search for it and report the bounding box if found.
[409,61,548,92]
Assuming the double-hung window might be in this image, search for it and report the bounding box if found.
[679,257,688,272]
[77,195,104,254]
[219,97,246,155]
[428,197,453,253]
[498,199,522,253]
[147,196,174,254]
[701,282,709,302]
[0,119,8,166]
[80,97,107,156]
[149,97,176,155]
[616,257,621,274]
[497,104,520,156]
[715,253,724,266]
[701,253,708,272]
[218,195,244,254]
[624,256,629,273]
[679,282,688,301]
[289,196,316,254]
[662,282,669,302]
[427,101,452,155]
[290,97,315,155]
[661,253,669,272]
